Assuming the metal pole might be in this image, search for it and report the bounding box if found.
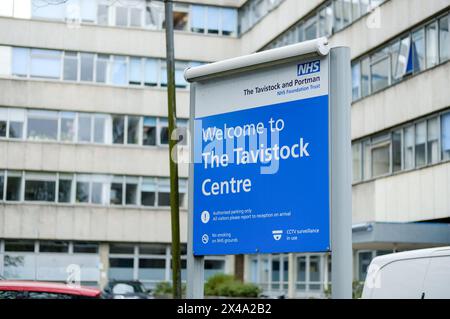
[164,0,181,299]
[187,84,205,299]
[330,47,353,299]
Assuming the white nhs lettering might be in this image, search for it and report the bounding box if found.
[297,60,320,76]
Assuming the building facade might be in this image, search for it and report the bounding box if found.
[0,0,450,298]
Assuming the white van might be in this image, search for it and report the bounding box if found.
[362,247,450,299]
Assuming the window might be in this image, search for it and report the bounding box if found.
[115,6,128,26]
[157,178,170,206]
[127,116,140,145]
[144,59,158,86]
[8,109,25,139]
[60,112,76,142]
[342,0,352,27]
[63,51,78,81]
[175,62,188,88]
[145,1,164,30]
[58,174,73,203]
[392,130,402,172]
[109,258,134,280]
[177,119,188,146]
[159,119,169,145]
[91,175,108,205]
[94,114,109,144]
[96,54,109,83]
[12,47,29,77]
[404,125,415,170]
[39,241,69,253]
[0,108,7,137]
[362,139,371,179]
[139,259,166,281]
[97,4,109,25]
[0,171,4,200]
[110,176,123,205]
[172,4,189,31]
[31,0,65,20]
[129,57,142,85]
[391,36,411,82]
[352,143,361,182]
[110,243,134,254]
[222,8,237,36]
[351,0,361,21]
[426,22,439,68]
[371,49,390,93]
[352,62,361,100]
[130,8,143,27]
[5,240,35,252]
[79,0,96,23]
[78,113,92,143]
[76,175,90,203]
[358,251,373,281]
[439,15,450,63]
[179,179,187,208]
[412,28,425,73]
[24,173,56,202]
[112,56,127,85]
[112,115,125,144]
[318,5,333,37]
[427,117,439,164]
[73,242,98,254]
[304,17,317,40]
[415,121,426,167]
[333,0,343,32]
[6,171,22,201]
[141,178,155,206]
[361,57,370,97]
[27,110,58,141]
[80,53,94,82]
[442,113,450,161]
[371,135,390,177]
[143,117,156,146]
[207,7,220,34]
[125,177,138,205]
[30,49,61,79]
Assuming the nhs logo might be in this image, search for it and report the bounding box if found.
[297,60,320,76]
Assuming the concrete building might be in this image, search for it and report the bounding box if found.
[0,0,450,298]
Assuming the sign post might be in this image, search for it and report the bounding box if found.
[185,39,351,299]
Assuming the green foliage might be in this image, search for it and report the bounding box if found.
[204,273,261,298]
[153,281,186,297]
[352,281,364,299]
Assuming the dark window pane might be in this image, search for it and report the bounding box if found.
[58,179,72,203]
[125,183,138,205]
[9,121,23,139]
[39,241,69,253]
[110,182,123,205]
[27,292,74,299]
[160,127,169,145]
[110,244,134,254]
[158,192,170,206]
[73,242,98,254]
[0,174,3,200]
[139,244,166,255]
[139,259,165,268]
[412,29,425,73]
[113,116,125,144]
[439,15,450,62]
[0,121,7,137]
[25,180,56,202]
[127,116,139,144]
[76,182,90,203]
[141,191,155,206]
[6,176,21,201]
[5,240,35,252]
[392,131,402,172]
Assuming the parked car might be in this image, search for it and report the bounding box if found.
[0,281,102,299]
[362,246,450,299]
[103,280,153,299]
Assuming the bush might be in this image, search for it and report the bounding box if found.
[204,274,261,298]
[153,281,186,297]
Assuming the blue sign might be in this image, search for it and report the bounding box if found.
[193,93,330,255]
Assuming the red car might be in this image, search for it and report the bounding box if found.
[0,281,102,299]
